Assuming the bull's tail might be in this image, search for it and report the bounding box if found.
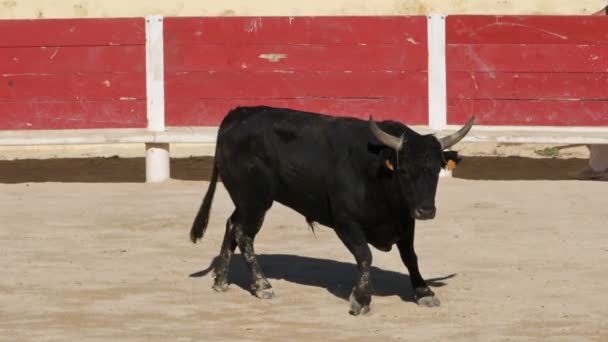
[190,158,219,243]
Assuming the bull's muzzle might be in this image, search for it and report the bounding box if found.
[414,207,436,220]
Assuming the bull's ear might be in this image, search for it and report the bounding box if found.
[379,147,397,172]
[384,159,395,172]
[442,151,461,170]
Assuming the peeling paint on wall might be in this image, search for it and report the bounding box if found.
[258,53,288,63]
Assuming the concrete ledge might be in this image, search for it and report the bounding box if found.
[154,127,218,144]
[0,127,218,146]
[429,126,608,145]
[1,126,606,147]
[155,125,608,145]
[0,128,155,146]
[1,125,606,183]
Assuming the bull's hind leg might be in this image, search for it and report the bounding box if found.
[232,212,274,299]
[212,211,238,292]
[218,154,275,299]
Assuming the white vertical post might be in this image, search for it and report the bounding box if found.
[428,14,450,178]
[145,15,169,183]
[589,145,608,172]
[427,13,447,131]
[577,145,608,180]
[146,15,165,132]
[146,143,171,183]
[582,4,608,179]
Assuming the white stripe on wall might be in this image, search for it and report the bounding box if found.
[427,13,447,130]
[145,15,166,132]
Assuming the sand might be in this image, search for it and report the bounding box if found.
[1,155,607,341]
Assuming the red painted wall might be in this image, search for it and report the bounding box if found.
[163,16,429,126]
[3,16,606,131]
[0,18,147,130]
[447,15,608,126]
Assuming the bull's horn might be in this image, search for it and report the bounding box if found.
[438,116,476,150]
[369,116,405,151]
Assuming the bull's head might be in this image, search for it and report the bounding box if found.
[369,116,475,220]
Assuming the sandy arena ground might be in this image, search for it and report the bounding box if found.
[1,154,607,341]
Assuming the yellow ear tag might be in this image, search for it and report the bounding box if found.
[446,159,457,171]
[385,159,395,171]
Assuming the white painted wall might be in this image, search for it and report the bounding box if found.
[0,0,605,19]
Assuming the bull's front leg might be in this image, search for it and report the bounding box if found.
[334,222,373,316]
[396,226,441,307]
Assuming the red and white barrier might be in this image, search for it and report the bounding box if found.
[1,15,607,182]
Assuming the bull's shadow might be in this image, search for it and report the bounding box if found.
[190,254,455,302]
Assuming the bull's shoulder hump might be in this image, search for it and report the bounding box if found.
[271,114,332,142]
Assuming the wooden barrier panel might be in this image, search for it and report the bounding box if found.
[163,16,429,126]
[446,15,608,126]
[0,18,147,130]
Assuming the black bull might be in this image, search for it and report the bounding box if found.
[190,106,474,315]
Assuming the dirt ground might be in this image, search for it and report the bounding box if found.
[0,142,596,183]
[1,152,607,341]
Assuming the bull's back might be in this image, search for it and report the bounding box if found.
[215,106,365,227]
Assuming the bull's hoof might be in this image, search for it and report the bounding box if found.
[417,295,441,307]
[349,292,370,316]
[212,282,230,292]
[254,287,275,300]
[414,286,440,307]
